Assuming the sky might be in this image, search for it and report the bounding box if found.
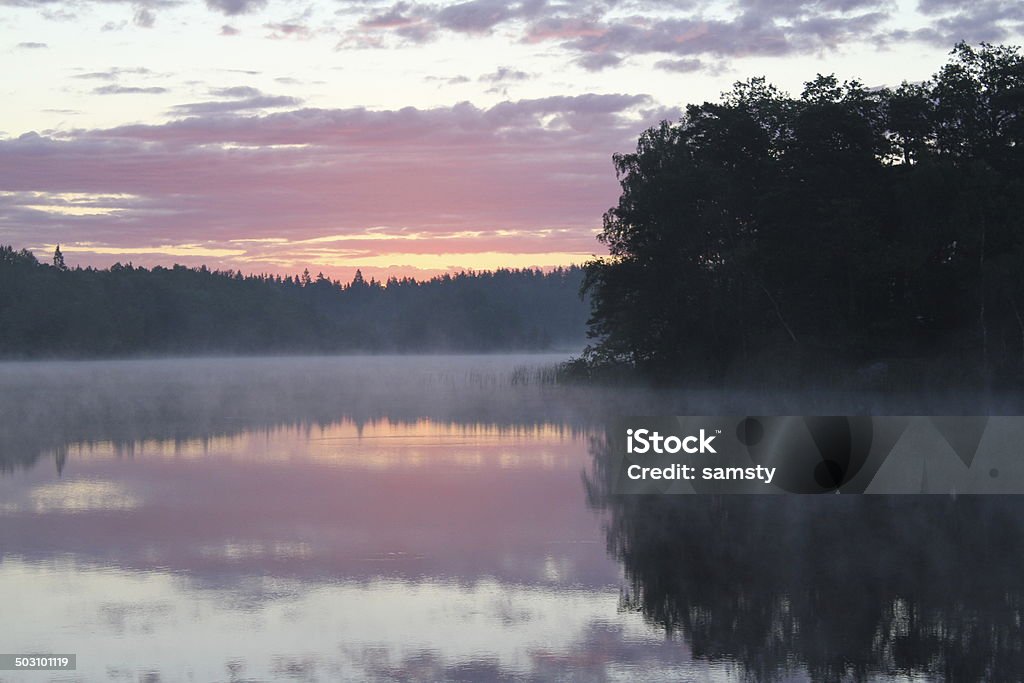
[1,0,1022,281]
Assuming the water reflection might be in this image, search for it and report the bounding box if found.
[1,418,609,588]
[3,557,716,681]
[0,355,590,475]
[3,357,721,681]
[4,354,1017,476]
[587,431,1024,682]
[2,357,1023,681]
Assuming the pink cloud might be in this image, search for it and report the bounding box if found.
[0,95,679,279]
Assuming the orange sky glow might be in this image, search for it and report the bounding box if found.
[2,0,1016,281]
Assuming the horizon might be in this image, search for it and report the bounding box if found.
[3,0,1023,281]
[12,242,585,284]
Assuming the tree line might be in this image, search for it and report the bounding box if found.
[0,245,587,357]
[580,42,1024,386]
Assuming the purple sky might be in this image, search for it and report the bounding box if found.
[2,0,1021,280]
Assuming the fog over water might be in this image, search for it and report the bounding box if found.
[1,355,1023,682]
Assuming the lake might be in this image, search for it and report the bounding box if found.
[1,356,1023,682]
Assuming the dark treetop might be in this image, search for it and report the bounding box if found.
[581,42,1024,386]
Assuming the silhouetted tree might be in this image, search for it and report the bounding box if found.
[52,244,67,271]
[582,42,1024,386]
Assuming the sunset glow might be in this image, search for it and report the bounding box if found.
[3,0,1021,280]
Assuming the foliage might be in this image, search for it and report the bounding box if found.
[0,247,587,356]
[583,42,1024,384]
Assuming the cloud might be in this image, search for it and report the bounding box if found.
[93,85,169,94]
[344,0,900,71]
[480,67,531,83]
[133,6,155,27]
[737,0,888,20]
[205,0,266,16]
[576,52,622,71]
[0,95,678,276]
[15,41,48,48]
[522,16,604,43]
[360,2,420,29]
[74,67,155,80]
[917,0,998,14]
[0,0,263,26]
[171,88,303,114]
[426,74,472,86]
[211,86,262,97]
[562,11,891,64]
[654,57,704,72]
[355,2,437,44]
[356,0,1024,77]
[351,0,552,45]
[39,6,76,21]
[893,0,1024,46]
[10,0,178,28]
[435,0,529,33]
[88,93,665,145]
[10,0,1017,68]
[264,21,314,40]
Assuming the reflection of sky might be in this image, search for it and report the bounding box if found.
[0,418,747,681]
[1,479,140,514]
[0,557,734,681]
[0,420,612,587]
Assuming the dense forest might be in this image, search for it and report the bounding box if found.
[0,246,586,356]
[581,42,1024,386]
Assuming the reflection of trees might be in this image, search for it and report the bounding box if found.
[0,359,591,475]
[587,432,1024,682]
[5,357,1012,476]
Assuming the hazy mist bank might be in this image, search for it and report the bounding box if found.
[3,354,1023,475]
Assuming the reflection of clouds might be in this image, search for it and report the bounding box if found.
[17,479,141,513]
[0,370,615,590]
[541,554,571,583]
[0,557,725,681]
[200,541,314,561]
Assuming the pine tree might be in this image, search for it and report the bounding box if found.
[52,244,67,271]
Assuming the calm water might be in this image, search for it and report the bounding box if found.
[1,356,1023,682]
